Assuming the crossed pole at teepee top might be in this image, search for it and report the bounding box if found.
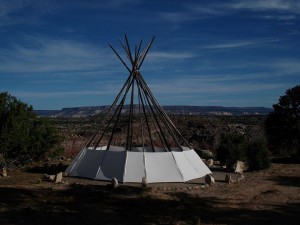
[109,35,155,75]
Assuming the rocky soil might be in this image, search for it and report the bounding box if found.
[1,161,299,225]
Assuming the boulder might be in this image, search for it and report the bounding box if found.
[111,177,118,189]
[141,177,148,188]
[234,161,245,174]
[205,174,215,185]
[54,172,63,183]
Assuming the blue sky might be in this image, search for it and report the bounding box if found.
[0,0,299,110]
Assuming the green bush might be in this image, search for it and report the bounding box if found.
[0,92,63,166]
[247,137,270,170]
[216,132,248,163]
[217,132,271,171]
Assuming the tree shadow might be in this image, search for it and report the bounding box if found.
[269,175,300,188]
[1,184,300,225]
[271,156,300,164]
[26,162,68,174]
[170,192,300,225]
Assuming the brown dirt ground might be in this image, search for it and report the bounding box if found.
[0,162,299,225]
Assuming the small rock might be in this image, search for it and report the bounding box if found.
[207,159,214,167]
[0,154,7,167]
[111,177,118,189]
[49,175,55,181]
[205,174,215,186]
[234,161,245,174]
[141,177,148,188]
[0,167,7,177]
[200,150,214,158]
[196,217,201,225]
[224,174,232,183]
[54,172,63,183]
[237,174,244,182]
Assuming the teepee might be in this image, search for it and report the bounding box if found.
[65,35,211,183]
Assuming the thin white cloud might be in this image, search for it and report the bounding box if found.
[158,4,225,23]
[268,60,300,74]
[0,0,53,26]
[231,0,300,13]
[148,51,196,60]
[146,55,300,100]
[191,6,222,16]
[203,41,257,49]
[0,1,21,18]
[0,35,113,74]
[0,0,139,27]
[12,90,114,99]
[0,1,26,26]
[150,76,285,97]
[159,12,195,23]
[261,14,296,21]
[159,0,300,23]
[202,38,279,50]
[57,0,139,9]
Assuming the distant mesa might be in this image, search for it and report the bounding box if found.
[35,105,272,118]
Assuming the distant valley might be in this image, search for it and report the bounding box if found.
[35,105,272,118]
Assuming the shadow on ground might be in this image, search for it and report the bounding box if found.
[1,184,300,225]
[269,175,300,188]
[26,162,68,174]
[272,156,300,164]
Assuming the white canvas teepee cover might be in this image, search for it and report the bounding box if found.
[65,146,211,183]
